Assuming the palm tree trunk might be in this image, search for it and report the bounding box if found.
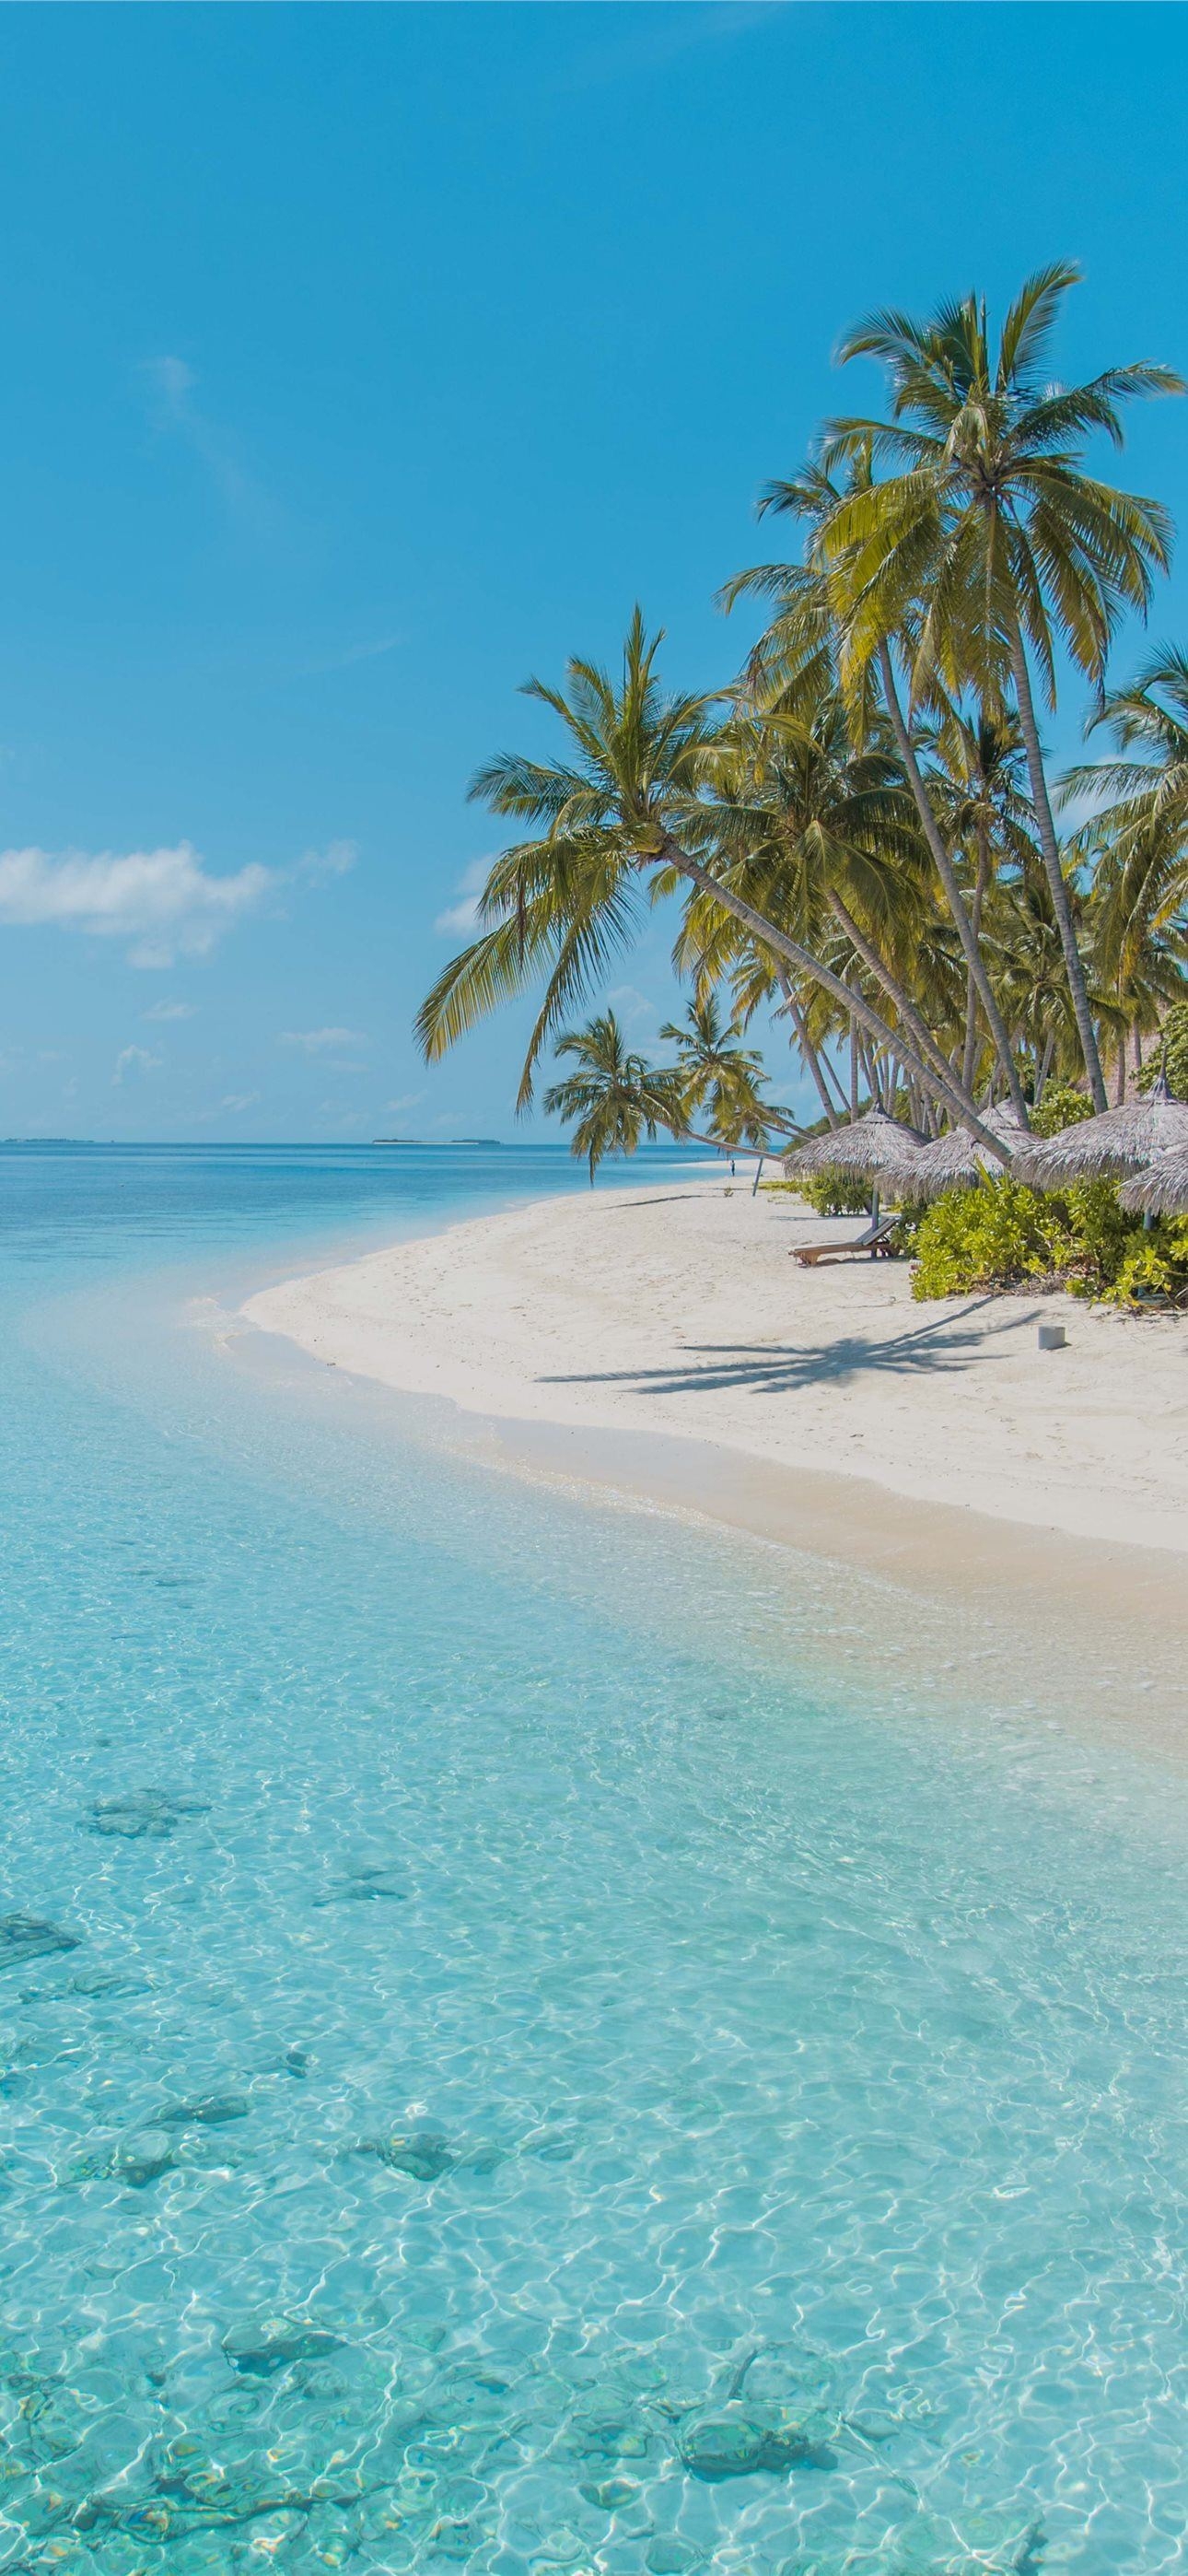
[1007,622,1108,1111]
[961,825,992,1095]
[1035,1027,1055,1103]
[776,975,840,1128]
[655,832,1009,1157]
[877,645,1031,1128]
[858,1026,879,1110]
[849,1017,859,1116]
[826,891,988,1131]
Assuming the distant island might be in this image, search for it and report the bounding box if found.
[372,1137,502,1147]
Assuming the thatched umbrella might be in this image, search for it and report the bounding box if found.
[1016,1078,1188,1188]
[907,1105,1027,1201]
[1119,1141,1188,1221]
[782,1107,926,1223]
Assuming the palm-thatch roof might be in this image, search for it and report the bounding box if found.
[906,1105,1026,1201]
[1119,1141,1188,1220]
[782,1107,926,1184]
[1016,1081,1188,1187]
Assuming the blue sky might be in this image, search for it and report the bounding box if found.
[0,2,1184,1142]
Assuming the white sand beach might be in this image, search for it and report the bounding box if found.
[245,1178,1188,1559]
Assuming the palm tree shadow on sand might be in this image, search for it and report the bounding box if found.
[539,1295,1036,1399]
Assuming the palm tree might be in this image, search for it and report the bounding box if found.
[821,262,1182,1107]
[1064,647,1188,1091]
[415,612,1007,1154]
[922,703,1034,1093]
[685,696,987,1130]
[658,992,783,1150]
[542,1012,679,1182]
[740,458,1031,1124]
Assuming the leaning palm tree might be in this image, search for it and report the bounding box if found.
[686,695,984,1127]
[542,1012,680,1183]
[820,262,1182,1107]
[415,612,1006,1154]
[1066,647,1188,1056]
[736,456,1031,1125]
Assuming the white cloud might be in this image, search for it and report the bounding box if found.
[0,843,272,966]
[146,354,195,414]
[296,839,357,885]
[220,1091,261,1114]
[142,355,273,532]
[278,1026,366,1055]
[383,1091,425,1117]
[607,983,660,1033]
[301,638,402,678]
[435,858,491,939]
[142,999,196,1023]
[316,1103,369,1128]
[113,1045,163,1085]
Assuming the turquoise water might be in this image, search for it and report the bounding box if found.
[0,1145,1183,2576]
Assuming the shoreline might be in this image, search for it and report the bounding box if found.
[231,1185,1185,1751]
[242,1177,1188,1547]
[239,1178,1188,1727]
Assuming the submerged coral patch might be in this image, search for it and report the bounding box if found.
[0,1913,81,1969]
[83,1789,210,1840]
[157,2093,250,2127]
[221,2314,344,2375]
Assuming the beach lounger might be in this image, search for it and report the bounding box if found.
[790,1214,900,1267]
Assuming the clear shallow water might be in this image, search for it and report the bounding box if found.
[0,1145,1183,2576]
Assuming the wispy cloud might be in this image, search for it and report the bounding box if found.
[316,1104,370,1130]
[301,637,402,678]
[0,844,272,967]
[383,1091,425,1118]
[220,1092,261,1115]
[142,355,275,533]
[278,1025,366,1056]
[113,1045,162,1085]
[142,999,196,1023]
[545,2,779,98]
[295,840,357,886]
[435,859,490,939]
[607,983,660,1035]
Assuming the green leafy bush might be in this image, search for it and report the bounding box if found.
[1105,1217,1188,1307]
[911,1178,1066,1298]
[798,1166,879,1217]
[911,1173,1188,1306]
[1137,1001,1188,1101]
[761,1170,879,1214]
[1059,1178,1136,1298]
[1029,1083,1094,1138]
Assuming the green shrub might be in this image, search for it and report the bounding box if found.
[760,1170,879,1213]
[910,1172,1188,1306]
[798,1166,878,1217]
[1058,1178,1136,1298]
[911,1177,1066,1298]
[1104,1217,1188,1307]
[1137,1001,1188,1101]
[1029,1083,1094,1138]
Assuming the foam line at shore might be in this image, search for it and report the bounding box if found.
[242,1177,1188,1560]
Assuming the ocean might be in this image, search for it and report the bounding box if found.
[0,1142,1182,2576]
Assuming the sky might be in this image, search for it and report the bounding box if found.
[0,1,1185,1142]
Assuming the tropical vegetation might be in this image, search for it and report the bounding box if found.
[417,265,1188,1286]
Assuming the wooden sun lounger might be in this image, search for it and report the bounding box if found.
[790,1213,900,1267]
